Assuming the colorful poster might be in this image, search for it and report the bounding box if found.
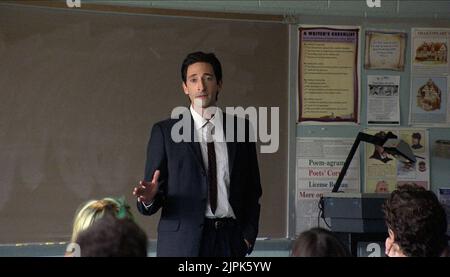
[410,28,450,126]
[412,29,448,70]
[365,31,406,71]
[410,76,447,124]
[298,26,360,124]
[364,128,430,193]
[295,137,360,234]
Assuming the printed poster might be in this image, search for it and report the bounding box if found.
[410,28,450,126]
[298,26,360,124]
[365,31,406,71]
[367,75,400,125]
[365,128,430,193]
[296,137,360,234]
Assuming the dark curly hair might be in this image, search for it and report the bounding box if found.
[383,184,448,256]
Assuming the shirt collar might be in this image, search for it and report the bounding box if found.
[190,105,222,130]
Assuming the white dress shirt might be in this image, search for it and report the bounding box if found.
[190,105,235,219]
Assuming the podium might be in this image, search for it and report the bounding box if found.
[321,192,389,256]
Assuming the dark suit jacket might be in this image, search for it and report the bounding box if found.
[137,109,262,257]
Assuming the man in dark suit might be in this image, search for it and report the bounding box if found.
[133,52,262,257]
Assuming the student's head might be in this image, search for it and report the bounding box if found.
[412,133,421,145]
[383,184,448,257]
[76,215,148,257]
[181,52,222,110]
[291,227,351,257]
[70,197,133,243]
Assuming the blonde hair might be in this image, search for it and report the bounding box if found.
[70,197,132,243]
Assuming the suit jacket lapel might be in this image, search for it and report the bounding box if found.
[186,114,205,172]
[223,113,236,177]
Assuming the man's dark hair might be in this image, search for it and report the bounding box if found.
[76,215,148,257]
[291,227,351,257]
[181,51,222,84]
[383,184,448,257]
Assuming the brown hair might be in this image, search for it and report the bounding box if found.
[383,184,448,256]
[291,228,350,257]
[76,215,148,257]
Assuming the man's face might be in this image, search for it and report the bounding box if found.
[182,62,221,111]
[412,138,419,145]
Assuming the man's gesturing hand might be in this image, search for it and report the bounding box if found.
[133,170,160,205]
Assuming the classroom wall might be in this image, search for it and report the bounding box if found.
[1,0,449,256]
